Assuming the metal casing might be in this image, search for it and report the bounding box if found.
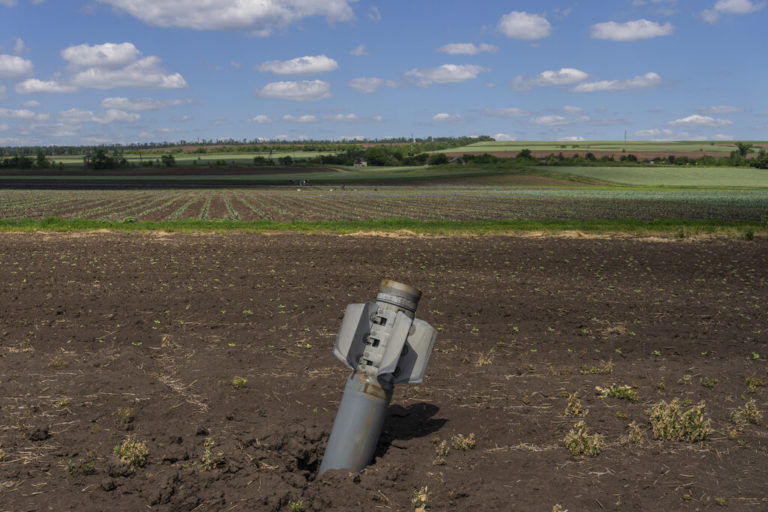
[332,302,376,370]
[332,303,436,383]
[392,318,437,384]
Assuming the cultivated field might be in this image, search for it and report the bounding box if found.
[0,232,766,511]
[440,140,768,155]
[538,166,768,188]
[1,188,767,224]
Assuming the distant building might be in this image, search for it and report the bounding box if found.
[353,159,368,167]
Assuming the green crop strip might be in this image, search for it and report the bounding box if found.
[0,217,765,237]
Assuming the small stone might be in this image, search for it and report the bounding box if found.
[101,479,117,492]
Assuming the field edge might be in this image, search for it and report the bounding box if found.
[0,217,765,238]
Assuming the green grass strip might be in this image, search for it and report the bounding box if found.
[0,217,765,237]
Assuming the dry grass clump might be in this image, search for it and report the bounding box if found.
[200,437,225,470]
[563,421,603,456]
[745,375,764,393]
[731,399,761,425]
[647,399,712,442]
[412,486,429,512]
[115,407,135,425]
[580,360,614,375]
[564,392,587,417]
[596,384,638,402]
[113,436,148,471]
[620,421,646,446]
[474,350,494,367]
[451,433,476,451]
[231,376,247,390]
[432,438,449,466]
[47,355,68,369]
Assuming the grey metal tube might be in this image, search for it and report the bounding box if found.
[318,372,393,474]
[319,280,426,475]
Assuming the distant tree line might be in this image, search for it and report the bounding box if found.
[0,150,57,169]
[0,136,492,158]
[2,137,766,170]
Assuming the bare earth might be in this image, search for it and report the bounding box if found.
[1,232,766,511]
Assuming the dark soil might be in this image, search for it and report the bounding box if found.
[1,232,766,511]
[0,167,336,177]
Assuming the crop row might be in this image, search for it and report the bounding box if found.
[0,188,766,222]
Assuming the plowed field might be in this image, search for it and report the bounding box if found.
[1,232,766,511]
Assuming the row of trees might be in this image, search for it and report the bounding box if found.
[0,136,493,158]
[0,151,55,169]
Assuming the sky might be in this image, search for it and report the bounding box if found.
[0,0,766,146]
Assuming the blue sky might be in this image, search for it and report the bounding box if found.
[0,0,766,146]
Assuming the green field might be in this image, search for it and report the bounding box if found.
[439,140,768,154]
[3,142,768,236]
[537,165,768,188]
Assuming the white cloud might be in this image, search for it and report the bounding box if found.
[701,0,765,22]
[282,114,318,123]
[563,106,585,115]
[61,42,140,68]
[70,56,187,89]
[405,64,488,87]
[368,6,381,21]
[715,0,765,13]
[559,136,585,141]
[572,72,662,92]
[53,42,187,90]
[0,123,8,131]
[258,55,338,75]
[0,0,17,7]
[257,80,332,101]
[437,43,498,55]
[667,114,733,127]
[230,60,241,69]
[58,108,140,124]
[248,114,272,124]
[512,68,589,91]
[432,113,462,123]
[350,44,367,56]
[482,107,529,118]
[590,19,674,41]
[531,115,590,126]
[697,105,742,114]
[0,107,49,121]
[23,100,40,108]
[498,11,552,40]
[0,54,33,79]
[96,0,356,34]
[711,133,735,140]
[15,78,77,94]
[13,37,28,55]
[100,97,190,110]
[0,85,6,100]
[323,113,383,122]
[700,9,721,23]
[494,133,517,141]
[348,77,397,93]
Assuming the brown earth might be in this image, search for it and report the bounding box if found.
[1,232,767,512]
[0,167,336,177]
